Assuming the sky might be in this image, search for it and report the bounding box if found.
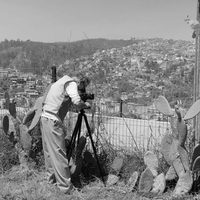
[0,0,198,43]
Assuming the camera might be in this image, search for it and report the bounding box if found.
[80,93,94,102]
[77,76,94,102]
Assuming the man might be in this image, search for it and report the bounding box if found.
[40,74,90,194]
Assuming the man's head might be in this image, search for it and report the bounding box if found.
[71,73,94,102]
[72,74,90,94]
[78,76,90,93]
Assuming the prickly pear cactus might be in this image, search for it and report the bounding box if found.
[138,168,154,193]
[9,115,30,168]
[173,171,193,198]
[126,171,139,192]
[160,107,192,197]
[151,173,166,194]
[144,151,158,177]
[2,102,39,167]
[154,97,193,197]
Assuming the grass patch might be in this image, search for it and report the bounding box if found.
[0,165,198,200]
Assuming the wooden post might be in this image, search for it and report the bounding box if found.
[120,99,123,117]
[51,65,57,83]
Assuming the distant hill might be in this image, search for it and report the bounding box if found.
[0,38,136,74]
[0,37,195,107]
[57,38,194,107]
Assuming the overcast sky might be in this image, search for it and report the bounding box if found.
[0,0,197,43]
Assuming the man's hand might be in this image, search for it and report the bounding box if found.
[75,101,91,111]
[84,102,91,109]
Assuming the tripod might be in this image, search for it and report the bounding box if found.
[67,109,105,185]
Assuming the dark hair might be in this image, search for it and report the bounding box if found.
[78,76,90,93]
[80,76,90,86]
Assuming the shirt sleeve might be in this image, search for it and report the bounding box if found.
[66,81,81,105]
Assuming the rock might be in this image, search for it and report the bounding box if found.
[151,173,166,194]
[126,171,139,192]
[138,168,154,193]
[144,151,158,177]
[106,174,119,186]
[110,156,124,174]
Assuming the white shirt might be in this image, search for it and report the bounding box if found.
[41,75,81,121]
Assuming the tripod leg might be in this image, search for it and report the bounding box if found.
[67,114,82,161]
[83,113,106,186]
[77,116,83,145]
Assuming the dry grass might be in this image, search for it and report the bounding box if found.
[0,165,198,200]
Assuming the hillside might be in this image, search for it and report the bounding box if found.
[0,38,135,74]
[58,38,195,107]
[0,38,195,107]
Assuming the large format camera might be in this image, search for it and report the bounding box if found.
[78,86,94,102]
[78,85,94,102]
[78,77,94,102]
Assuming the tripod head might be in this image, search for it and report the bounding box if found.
[79,108,86,114]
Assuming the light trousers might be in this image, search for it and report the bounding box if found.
[40,116,72,193]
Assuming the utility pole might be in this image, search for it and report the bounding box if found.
[194,0,200,142]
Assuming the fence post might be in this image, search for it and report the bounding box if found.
[120,99,123,117]
[51,65,57,83]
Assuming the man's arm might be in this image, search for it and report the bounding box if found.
[66,81,90,110]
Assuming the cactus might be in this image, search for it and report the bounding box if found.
[2,92,41,168]
[154,96,194,196]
